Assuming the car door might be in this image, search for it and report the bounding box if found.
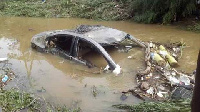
[74,37,117,70]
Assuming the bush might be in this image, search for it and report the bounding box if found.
[130,0,197,24]
[0,1,6,10]
[187,23,200,32]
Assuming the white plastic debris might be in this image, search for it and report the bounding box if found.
[164,71,179,85]
[127,56,132,59]
[164,71,171,77]
[146,87,154,95]
[2,75,9,83]
[149,42,153,48]
[148,73,153,77]
[159,50,168,58]
[104,65,110,71]
[104,64,121,75]
[172,48,180,53]
[0,58,8,62]
[125,46,132,48]
[157,92,164,97]
[113,64,121,75]
[168,76,180,85]
[154,76,160,79]
[172,53,177,58]
[171,71,176,76]
[150,52,155,59]
[157,91,168,98]
[172,48,176,52]
[179,75,190,85]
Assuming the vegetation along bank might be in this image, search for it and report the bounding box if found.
[1,0,200,32]
[0,0,199,23]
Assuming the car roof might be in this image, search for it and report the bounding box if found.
[31,25,128,49]
[69,25,128,45]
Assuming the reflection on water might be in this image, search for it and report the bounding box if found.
[0,17,199,111]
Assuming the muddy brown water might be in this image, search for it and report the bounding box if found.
[0,17,200,111]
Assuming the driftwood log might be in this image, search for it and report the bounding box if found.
[128,37,152,76]
[137,43,151,75]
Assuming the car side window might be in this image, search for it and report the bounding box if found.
[47,34,75,55]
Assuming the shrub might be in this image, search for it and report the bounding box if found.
[130,0,197,24]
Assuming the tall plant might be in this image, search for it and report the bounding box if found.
[130,0,197,23]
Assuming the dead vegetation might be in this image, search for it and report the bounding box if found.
[121,40,194,101]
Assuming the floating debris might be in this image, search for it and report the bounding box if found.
[92,86,98,98]
[0,58,8,62]
[0,59,15,88]
[124,41,194,101]
[37,87,46,93]
[120,93,128,101]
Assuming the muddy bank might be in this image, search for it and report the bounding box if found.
[0,17,200,111]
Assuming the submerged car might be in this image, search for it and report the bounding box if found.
[31,25,142,74]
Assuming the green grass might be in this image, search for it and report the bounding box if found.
[0,89,39,111]
[113,99,191,112]
[0,88,80,112]
[186,22,200,33]
[0,0,130,20]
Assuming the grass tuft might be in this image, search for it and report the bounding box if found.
[113,99,191,112]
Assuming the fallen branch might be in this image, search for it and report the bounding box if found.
[130,37,146,48]
[137,43,151,75]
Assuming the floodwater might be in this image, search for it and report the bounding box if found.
[0,17,200,111]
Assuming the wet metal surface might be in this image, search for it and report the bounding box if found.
[0,17,200,111]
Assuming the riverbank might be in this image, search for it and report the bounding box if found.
[0,89,80,111]
[175,19,200,33]
[1,0,200,33]
[0,0,130,21]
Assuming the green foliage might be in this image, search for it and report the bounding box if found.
[187,23,200,32]
[0,89,39,111]
[0,0,198,23]
[0,1,6,11]
[0,1,50,17]
[134,11,157,23]
[131,0,197,24]
[0,89,80,112]
[113,99,191,112]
